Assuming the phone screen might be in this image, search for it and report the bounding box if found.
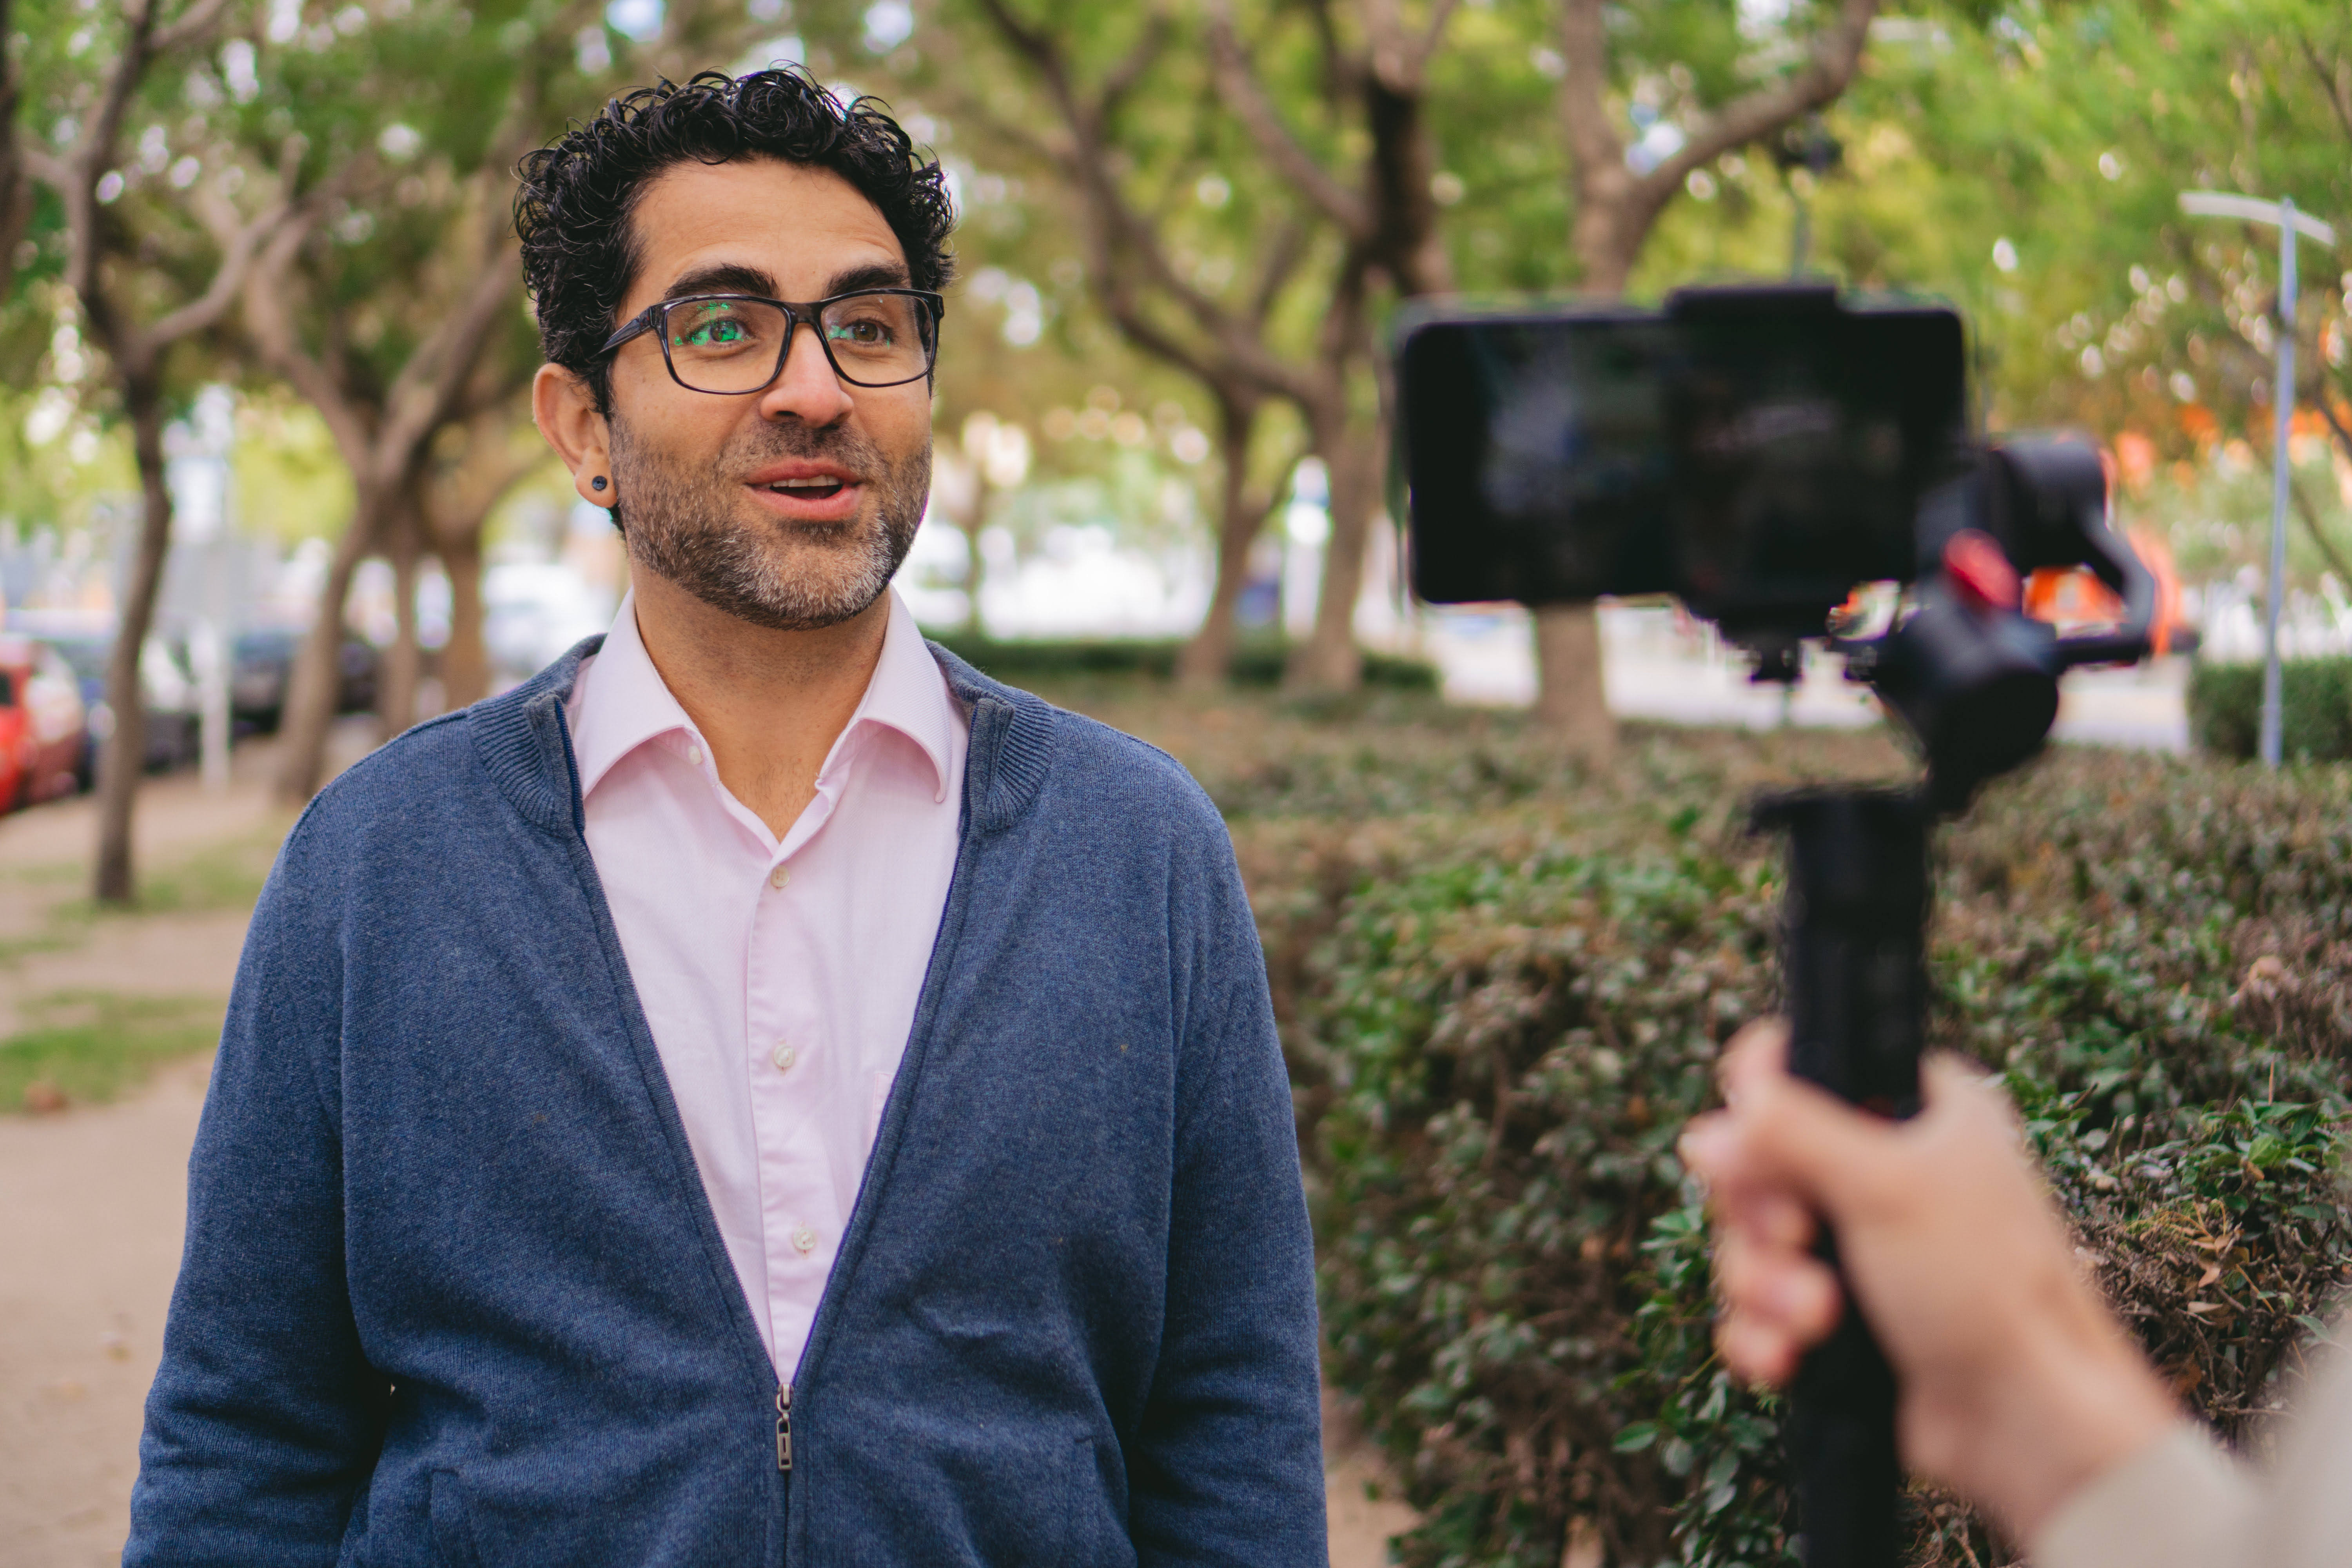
[1397,290,1973,632]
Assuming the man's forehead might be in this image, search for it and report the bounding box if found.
[625,157,906,303]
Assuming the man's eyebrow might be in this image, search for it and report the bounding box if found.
[824,261,913,297]
[661,263,777,302]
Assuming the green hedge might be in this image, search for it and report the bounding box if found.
[925,633,1441,693]
[1230,730,2352,1568]
[2188,657,2352,760]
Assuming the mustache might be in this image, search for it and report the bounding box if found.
[722,420,890,474]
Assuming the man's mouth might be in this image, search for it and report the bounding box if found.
[764,476,847,500]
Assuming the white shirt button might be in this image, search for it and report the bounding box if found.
[686,743,703,766]
[791,1224,817,1253]
[768,864,789,890]
[771,1040,796,1073]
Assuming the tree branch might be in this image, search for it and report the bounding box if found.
[2298,33,2352,149]
[2311,383,2352,471]
[151,0,230,56]
[1205,1,1370,238]
[2287,473,2352,585]
[1558,0,1628,194]
[374,230,522,485]
[142,191,292,348]
[1636,0,1883,202]
[61,0,163,308]
[0,0,28,286]
[1408,0,1464,82]
[1248,214,1310,327]
[1098,10,1175,119]
[970,0,1325,405]
[1358,0,1461,89]
[242,214,377,473]
[18,145,67,188]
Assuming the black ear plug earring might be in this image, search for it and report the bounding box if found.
[592,476,607,492]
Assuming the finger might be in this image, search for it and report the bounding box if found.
[1717,1310,1802,1388]
[1711,1053,1913,1224]
[1716,1018,1790,1105]
[1716,1234,1843,1344]
[1717,1187,1816,1252]
[1684,1115,1822,1252]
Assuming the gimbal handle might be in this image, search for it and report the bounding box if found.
[1750,788,1931,1568]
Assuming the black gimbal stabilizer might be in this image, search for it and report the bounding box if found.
[1754,436,2153,1567]
[1394,286,2158,1567]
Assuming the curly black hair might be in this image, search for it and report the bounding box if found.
[515,69,956,412]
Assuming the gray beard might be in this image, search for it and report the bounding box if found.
[608,416,929,632]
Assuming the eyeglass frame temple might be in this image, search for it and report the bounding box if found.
[594,289,947,392]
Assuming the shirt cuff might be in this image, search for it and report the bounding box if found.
[2029,1424,2257,1568]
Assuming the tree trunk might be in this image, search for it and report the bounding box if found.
[274,492,383,804]
[92,377,172,905]
[377,502,422,742]
[1177,391,1269,688]
[1525,232,1637,750]
[1287,410,1377,694]
[439,521,490,709]
[1533,604,1616,760]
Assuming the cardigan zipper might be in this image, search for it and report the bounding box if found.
[776,1383,793,1471]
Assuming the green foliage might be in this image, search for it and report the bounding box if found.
[0,991,224,1112]
[2189,658,2352,762]
[1309,835,1775,1567]
[931,635,1438,694]
[1226,722,2352,1568]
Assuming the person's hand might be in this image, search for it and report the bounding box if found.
[1677,1020,2183,1543]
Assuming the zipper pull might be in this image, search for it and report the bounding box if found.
[775,1383,793,1472]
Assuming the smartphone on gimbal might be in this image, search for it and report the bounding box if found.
[1394,284,2155,1568]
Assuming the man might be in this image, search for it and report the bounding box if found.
[1683,1021,2351,1568]
[125,70,1325,1566]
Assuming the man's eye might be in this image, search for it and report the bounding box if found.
[675,313,749,347]
[827,318,891,346]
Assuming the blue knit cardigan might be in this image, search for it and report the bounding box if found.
[123,642,1325,1568]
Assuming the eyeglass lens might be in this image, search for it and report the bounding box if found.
[662,294,934,391]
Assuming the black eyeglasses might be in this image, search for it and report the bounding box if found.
[599,289,946,393]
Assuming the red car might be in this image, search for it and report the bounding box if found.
[0,635,89,809]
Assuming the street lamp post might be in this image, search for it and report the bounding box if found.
[2178,191,2338,768]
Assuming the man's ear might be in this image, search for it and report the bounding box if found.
[533,363,615,509]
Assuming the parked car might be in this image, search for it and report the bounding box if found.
[0,635,89,808]
[13,610,200,774]
[229,626,382,733]
[484,563,615,685]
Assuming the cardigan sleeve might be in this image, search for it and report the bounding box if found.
[123,830,387,1567]
[2029,1427,2258,1568]
[2031,1339,2352,1568]
[1123,817,1329,1568]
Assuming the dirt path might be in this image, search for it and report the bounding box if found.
[0,1054,213,1567]
[0,739,1416,1567]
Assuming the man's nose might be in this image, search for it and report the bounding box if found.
[757,319,857,425]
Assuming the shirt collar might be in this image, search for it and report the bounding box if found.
[569,586,956,805]
[855,588,958,804]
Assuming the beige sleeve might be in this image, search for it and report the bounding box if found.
[2028,1426,2256,1568]
[2029,1339,2352,1568]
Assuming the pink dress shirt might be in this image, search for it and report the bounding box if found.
[565,587,969,1379]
